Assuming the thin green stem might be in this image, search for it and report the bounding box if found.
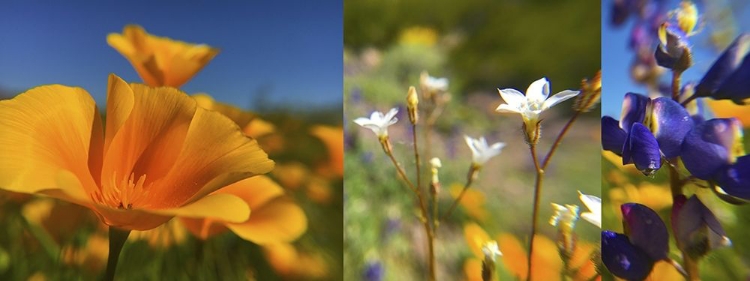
[541,110,582,170]
[527,144,544,281]
[383,145,436,281]
[103,226,131,281]
[440,165,475,221]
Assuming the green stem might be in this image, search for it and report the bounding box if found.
[527,144,544,281]
[383,143,435,281]
[542,110,582,170]
[103,226,131,281]
[441,165,475,221]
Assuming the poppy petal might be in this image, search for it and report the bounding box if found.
[0,85,102,196]
[227,198,307,244]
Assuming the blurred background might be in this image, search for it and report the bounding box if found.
[344,0,600,280]
[0,1,342,280]
[601,0,750,280]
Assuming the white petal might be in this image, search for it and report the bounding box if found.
[353,117,376,127]
[541,90,580,111]
[384,108,399,121]
[581,213,601,228]
[489,142,506,152]
[495,103,522,113]
[526,78,550,104]
[464,135,480,159]
[498,88,526,107]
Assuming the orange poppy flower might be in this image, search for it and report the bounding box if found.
[0,74,274,231]
[310,125,344,178]
[107,25,219,88]
[181,175,307,244]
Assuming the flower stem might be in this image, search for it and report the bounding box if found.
[383,144,436,281]
[669,68,701,279]
[541,110,582,169]
[440,165,475,221]
[104,226,131,281]
[671,70,683,101]
[527,144,544,281]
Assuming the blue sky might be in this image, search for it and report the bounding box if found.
[0,1,342,110]
[601,0,750,118]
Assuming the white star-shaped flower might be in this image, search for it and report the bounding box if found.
[481,240,502,262]
[354,108,399,139]
[464,135,506,166]
[495,77,580,123]
[578,191,601,228]
[421,72,449,92]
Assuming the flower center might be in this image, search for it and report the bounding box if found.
[92,172,152,209]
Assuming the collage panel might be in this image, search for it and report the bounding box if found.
[0,2,342,280]
[344,1,600,280]
[601,0,750,280]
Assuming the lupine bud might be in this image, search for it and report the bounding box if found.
[621,203,669,261]
[672,195,731,259]
[601,231,654,281]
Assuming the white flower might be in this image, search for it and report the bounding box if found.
[578,191,601,228]
[549,203,580,230]
[354,108,399,138]
[421,72,449,92]
[495,77,580,123]
[464,135,506,166]
[429,157,442,168]
[481,240,502,262]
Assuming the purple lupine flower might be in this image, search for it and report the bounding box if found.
[622,123,662,175]
[680,118,744,180]
[694,33,750,105]
[363,260,384,281]
[601,230,654,280]
[671,195,731,258]
[655,22,692,71]
[715,155,750,200]
[621,203,669,261]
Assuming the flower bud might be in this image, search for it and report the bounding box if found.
[672,195,731,260]
[621,203,669,261]
[601,231,654,280]
[573,70,601,113]
[407,86,419,124]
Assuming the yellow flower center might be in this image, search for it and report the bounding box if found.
[92,172,152,209]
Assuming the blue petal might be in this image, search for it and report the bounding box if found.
[680,118,740,179]
[621,203,669,261]
[696,33,750,104]
[650,97,693,158]
[620,93,650,134]
[601,231,654,281]
[716,155,750,200]
[602,116,627,155]
[622,123,662,175]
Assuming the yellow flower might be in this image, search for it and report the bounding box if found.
[463,222,493,259]
[181,175,307,244]
[107,25,219,88]
[263,242,329,279]
[451,184,489,221]
[0,74,273,230]
[310,125,344,178]
[497,233,563,281]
